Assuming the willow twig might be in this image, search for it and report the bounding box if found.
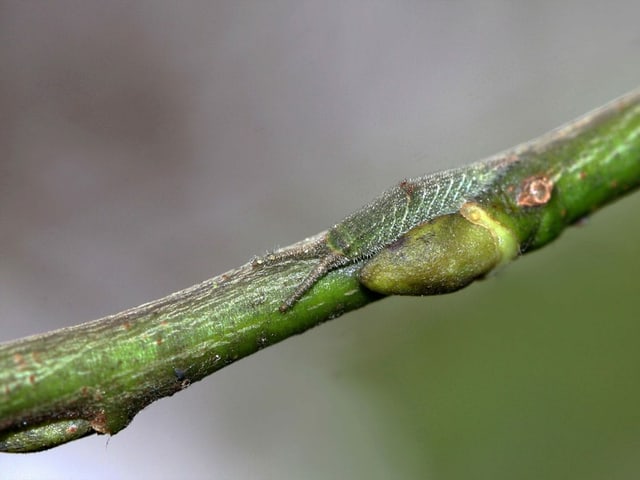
[1,87,639,453]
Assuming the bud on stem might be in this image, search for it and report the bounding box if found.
[358,203,519,296]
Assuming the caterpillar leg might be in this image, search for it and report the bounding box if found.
[279,251,344,312]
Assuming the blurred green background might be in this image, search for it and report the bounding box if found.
[1,2,639,478]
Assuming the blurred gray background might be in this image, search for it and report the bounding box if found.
[2,1,640,479]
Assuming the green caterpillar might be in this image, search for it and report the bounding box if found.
[277,158,514,311]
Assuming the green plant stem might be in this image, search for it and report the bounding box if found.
[1,87,639,453]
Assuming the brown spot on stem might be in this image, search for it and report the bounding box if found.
[579,171,587,180]
[156,336,163,345]
[66,424,78,435]
[91,410,109,434]
[13,353,26,370]
[610,179,618,188]
[29,374,36,385]
[122,321,132,331]
[517,175,554,207]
